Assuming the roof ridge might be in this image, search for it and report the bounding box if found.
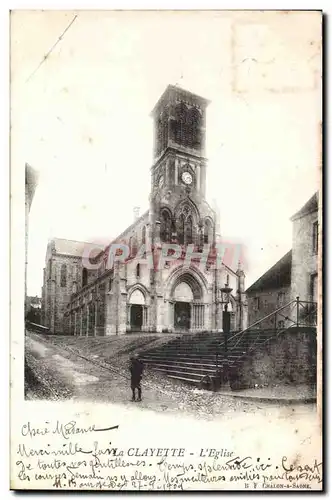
[290,192,318,221]
[51,237,105,246]
[246,249,292,293]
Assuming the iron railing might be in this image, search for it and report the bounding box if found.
[215,297,317,370]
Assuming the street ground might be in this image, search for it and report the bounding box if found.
[25,331,317,422]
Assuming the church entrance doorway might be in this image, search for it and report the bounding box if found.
[174,302,191,330]
[128,288,146,332]
[130,305,143,331]
[171,274,204,332]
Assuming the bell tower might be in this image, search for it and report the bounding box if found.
[150,85,210,200]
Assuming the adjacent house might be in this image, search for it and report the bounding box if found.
[246,250,292,329]
[246,192,319,329]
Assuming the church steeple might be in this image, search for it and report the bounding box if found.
[151,84,209,161]
[150,85,210,200]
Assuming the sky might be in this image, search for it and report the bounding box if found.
[11,10,321,297]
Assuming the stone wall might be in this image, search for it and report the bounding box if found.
[43,251,81,333]
[291,210,318,302]
[229,328,316,390]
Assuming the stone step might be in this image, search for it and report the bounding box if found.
[141,358,217,368]
[144,349,246,358]
[155,342,224,349]
[168,375,203,385]
[144,350,218,356]
[139,328,283,390]
[150,342,223,351]
[146,362,218,375]
[142,354,244,366]
[153,367,206,381]
[142,354,217,361]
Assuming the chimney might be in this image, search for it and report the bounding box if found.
[133,206,140,221]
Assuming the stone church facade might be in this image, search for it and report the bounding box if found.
[42,85,248,335]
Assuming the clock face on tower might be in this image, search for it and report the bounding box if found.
[182,171,193,185]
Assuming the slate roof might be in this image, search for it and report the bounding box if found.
[51,238,104,258]
[246,250,292,293]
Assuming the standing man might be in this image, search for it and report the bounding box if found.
[129,354,144,402]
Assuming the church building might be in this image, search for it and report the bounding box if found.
[42,85,248,335]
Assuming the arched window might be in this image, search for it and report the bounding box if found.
[82,268,88,287]
[162,112,168,152]
[60,264,67,287]
[48,259,52,278]
[142,226,146,245]
[185,216,193,244]
[187,107,202,149]
[204,219,213,244]
[132,236,138,256]
[174,102,188,144]
[157,117,163,156]
[109,278,112,291]
[129,236,138,257]
[177,214,185,245]
[160,210,171,242]
[156,111,168,155]
[136,264,140,279]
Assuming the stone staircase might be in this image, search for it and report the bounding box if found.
[139,298,317,390]
[138,328,286,390]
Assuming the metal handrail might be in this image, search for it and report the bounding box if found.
[224,309,317,372]
[216,297,317,358]
[224,298,296,347]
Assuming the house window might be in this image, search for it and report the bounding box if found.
[312,221,319,254]
[253,297,260,311]
[277,292,285,307]
[278,320,285,329]
[60,264,67,287]
[136,264,140,279]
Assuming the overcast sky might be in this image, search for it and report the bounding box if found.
[11,10,321,296]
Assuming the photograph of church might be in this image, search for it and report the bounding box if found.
[42,85,248,336]
[16,15,322,487]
